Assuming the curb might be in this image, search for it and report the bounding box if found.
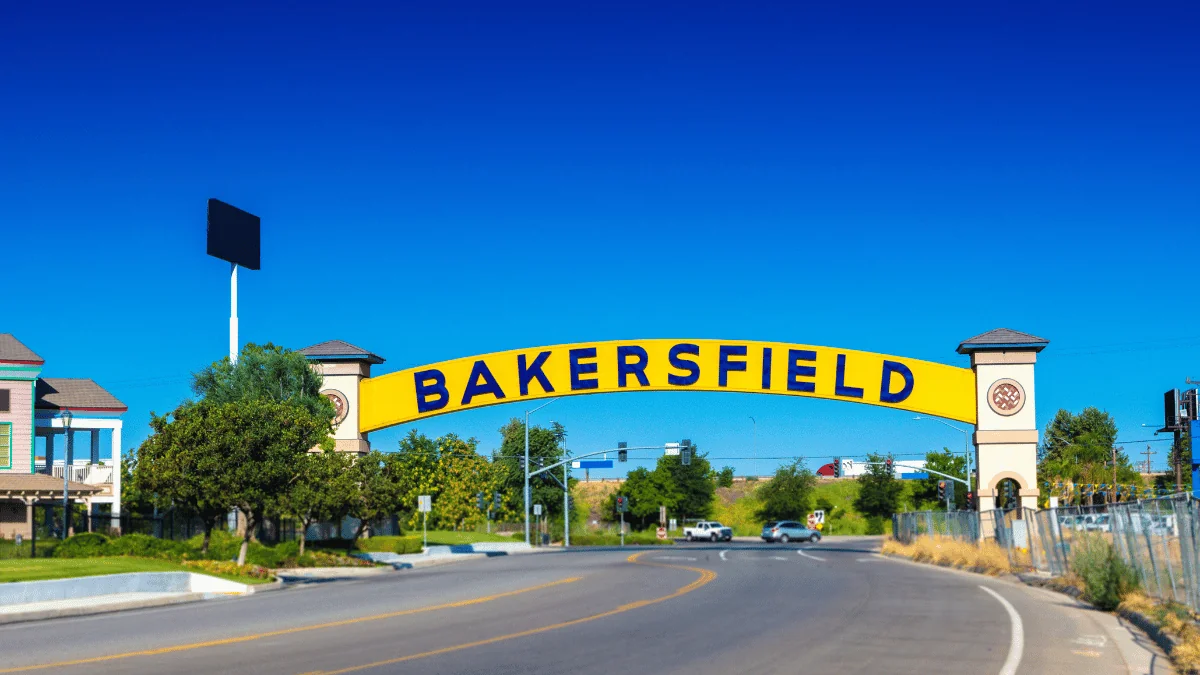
[1118,606,1184,667]
[0,593,212,626]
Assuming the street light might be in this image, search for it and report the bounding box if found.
[524,399,558,545]
[913,416,973,495]
[60,409,73,540]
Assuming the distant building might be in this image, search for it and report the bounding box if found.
[0,334,125,540]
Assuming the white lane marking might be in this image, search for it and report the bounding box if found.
[979,585,1024,675]
[1073,635,1107,648]
[770,556,789,561]
[796,549,826,562]
[856,557,880,562]
[653,556,697,561]
[719,549,730,561]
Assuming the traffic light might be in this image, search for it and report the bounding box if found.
[937,481,946,501]
[682,439,692,449]
[493,492,502,510]
[966,491,974,508]
[618,441,628,463]
[832,458,841,478]
[615,495,629,513]
[884,455,894,475]
[476,492,485,510]
[681,449,691,466]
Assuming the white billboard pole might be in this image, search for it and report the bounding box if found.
[230,262,239,364]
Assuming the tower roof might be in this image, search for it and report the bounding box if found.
[298,340,386,364]
[957,328,1049,354]
[0,334,44,364]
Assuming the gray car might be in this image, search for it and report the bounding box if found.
[761,520,821,543]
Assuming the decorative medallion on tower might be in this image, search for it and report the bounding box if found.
[987,378,1025,416]
[322,389,349,425]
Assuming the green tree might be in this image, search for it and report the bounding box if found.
[492,419,570,521]
[118,447,155,517]
[911,449,967,510]
[606,466,682,530]
[755,460,817,521]
[714,466,736,488]
[275,449,356,555]
[1039,408,1140,505]
[134,403,234,553]
[217,398,333,565]
[657,445,714,522]
[432,434,492,530]
[855,452,904,522]
[191,343,333,419]
[334,450,406,550]
[392,430,440,530]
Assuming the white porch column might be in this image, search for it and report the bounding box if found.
[111,421,122,529]
[90,430,100,464]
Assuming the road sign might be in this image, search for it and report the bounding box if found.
[659,505,667,525]
[664,442,681,456]
[571,460,614,469]
[656,526,667,540]
[417,495,432,513]
[807,514,818,528]
[534,504,543,516]
[669,518,677,531]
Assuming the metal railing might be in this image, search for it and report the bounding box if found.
[34,463,114,484]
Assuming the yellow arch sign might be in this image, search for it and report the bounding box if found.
[359,339,976,432]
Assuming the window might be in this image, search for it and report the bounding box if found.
[0,388,9,412]
[0,422,10,470]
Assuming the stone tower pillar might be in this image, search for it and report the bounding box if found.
[956,329,1049,511]
[298,341,385,454]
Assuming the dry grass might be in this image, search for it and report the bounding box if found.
[1120,592,1200,673]
[882,536,1014,576]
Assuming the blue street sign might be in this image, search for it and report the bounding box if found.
[1192,420,1198,501]
[573,460,614,469]
[900,472,929,480]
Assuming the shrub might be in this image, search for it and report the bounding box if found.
[865,516,886,535]
[182,559,274,580]
[102,534,191,560]
[52,533,110,558]
[883,536,1013,575]
[570,532,673,546]
[1070,535,1139,611]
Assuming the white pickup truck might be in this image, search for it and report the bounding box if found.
[684,521,733,542]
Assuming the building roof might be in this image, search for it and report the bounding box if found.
[298,340,385,364]
[0,473,102,495]
[0,334,44,364]
[35,378,127,412]
[956,328,1049,354]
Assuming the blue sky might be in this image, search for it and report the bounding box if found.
[4,1,1197,476]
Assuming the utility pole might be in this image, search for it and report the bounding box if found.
[1175,430,1184,493]
[1142,445,1156,475]
[1111,446,1118,504]
[749,416,757,478]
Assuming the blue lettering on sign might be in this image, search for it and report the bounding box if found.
[617,345,650,387]
[569,347,599,390]
[879,360,915,403]
[518,351,554,396]
[414,369,449,412]
[668,343,700,386]
[718,345,747,387]
[461,360,506,405]
[787,349,817,393]
[834,353,864,399]
[761,347,772,389]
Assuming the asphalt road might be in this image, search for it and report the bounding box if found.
[0,536,1170,674]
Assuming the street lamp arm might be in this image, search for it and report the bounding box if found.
[527,445,666,478]
[862,461,970,488]
[914,416,968,435]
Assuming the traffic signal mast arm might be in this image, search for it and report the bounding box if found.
[860,461,970,489]
[526,445,673,478]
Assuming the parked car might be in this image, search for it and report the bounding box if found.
[761,520,821,543]
[684,521,733,542]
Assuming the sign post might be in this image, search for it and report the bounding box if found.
[418,495,432,550]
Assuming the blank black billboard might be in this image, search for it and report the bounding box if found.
[207,199,261,270]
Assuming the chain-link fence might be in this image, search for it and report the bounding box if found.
[892,510,980,543]
[1031,495,1200,612]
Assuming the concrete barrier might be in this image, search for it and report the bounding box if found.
[0,572,253,606]
[353,542,532,565]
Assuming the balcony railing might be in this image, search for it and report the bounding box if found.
[34,464,114,485]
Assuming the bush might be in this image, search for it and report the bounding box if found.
[317,535,424,555]
[182,559,274,580]
[102,534,191,560]
[1070,536,1139,611]
[883,536,1014,575]
[570,532,673,546]
[865,516,886,535]
[52,533,110,558]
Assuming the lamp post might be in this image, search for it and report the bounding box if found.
[749,416,757,478]
[524,399,558,545]
[913,416,972,498]
[61,409,73,539]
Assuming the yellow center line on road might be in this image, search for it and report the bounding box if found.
[0,576,582,673]
[303,551,718,675]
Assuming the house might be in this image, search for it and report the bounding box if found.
[0,334,125,539]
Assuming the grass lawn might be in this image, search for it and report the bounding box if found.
[422,530,521,546]
[0,558,274,585]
